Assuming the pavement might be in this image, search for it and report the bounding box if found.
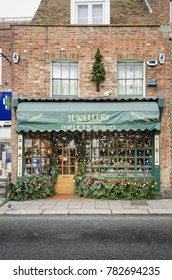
[1,196,172,215]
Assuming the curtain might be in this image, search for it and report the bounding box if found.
[78,5,88,24]
[92,4,103,24]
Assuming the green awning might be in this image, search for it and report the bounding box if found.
[16,101,161,132]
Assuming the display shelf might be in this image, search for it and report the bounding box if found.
[85,131,154,177]
[23,132,53,176]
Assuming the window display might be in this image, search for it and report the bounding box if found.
[84,130,153,177]
[23,132,53,176]
[23,130,154,178]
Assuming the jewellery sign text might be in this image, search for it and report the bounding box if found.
[61,113,116,131]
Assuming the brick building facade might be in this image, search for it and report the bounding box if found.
[5,0,172,197]
[0,22,12,92]
[0,22,12,180]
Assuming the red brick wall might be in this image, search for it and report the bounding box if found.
[11,24,172,195]
[11,25,168,96]
[0,23,12,92]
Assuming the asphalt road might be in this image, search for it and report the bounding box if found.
[0,216,172,260]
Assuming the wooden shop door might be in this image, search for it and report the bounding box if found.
[55,141,77,194]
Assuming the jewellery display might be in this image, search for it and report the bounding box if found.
[84,131,153,177]
[23,132,53,176]
[23,130,154,178]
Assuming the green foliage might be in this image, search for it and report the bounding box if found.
[90,48,106,90]
[75,174,158,200]
[7,175,56,201]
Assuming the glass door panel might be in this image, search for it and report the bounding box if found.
[57,141,77,175]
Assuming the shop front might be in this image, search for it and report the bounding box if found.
[14,96,163,194]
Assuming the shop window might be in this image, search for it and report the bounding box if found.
[23,132,55,176]
[23,130,154,179]
[70,0,110,24]
[0,140,11,177]
[52,62,78,97]
[83,131,153,177]
[117,62,144,96]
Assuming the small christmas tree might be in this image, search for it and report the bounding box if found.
[90,48,106,92]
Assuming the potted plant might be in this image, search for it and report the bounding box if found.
[90,48,106,92]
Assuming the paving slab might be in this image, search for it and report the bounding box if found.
[0,210,7,215]
[39,204,57,209]
[42,210,69,215]
[15,201,33,205]
[43,200,58,205]
[82,201,96,206]
[68,204,82,209]
[112,209,149,215]
[28,201,46,206]
[148,209,172,215]
[69,209,112,215]
[81,205,96,209]
[69,200,83,204]
[5,209,43,215]
[146,200,166,209]
[0,205,8,210]
[108,200,124,209]
[3,201,19,206]
[56,201,71,206]
[8,205,29,209]
[121,201,137,209]
[22,206,42,210]
[159,200,172,208]
[0,203,4,208]
[52,206,69,210]
[0,199,6,205]
[160,199,172,204]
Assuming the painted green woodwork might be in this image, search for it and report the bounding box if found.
[16,101,160,132]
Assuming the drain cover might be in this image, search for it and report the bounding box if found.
[131,201,148,206]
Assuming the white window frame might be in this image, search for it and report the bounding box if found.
[170,2,172,22]
[51,61,79,97]
[0,48,2,85]
[70,0,110,24]
[117,61,146,97]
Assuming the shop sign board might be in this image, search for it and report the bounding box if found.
[0,92,12,121]
[16,101,161,132]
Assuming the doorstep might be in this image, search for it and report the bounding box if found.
[46,194,90,200]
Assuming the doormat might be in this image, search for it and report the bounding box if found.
[131,201,148,206]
